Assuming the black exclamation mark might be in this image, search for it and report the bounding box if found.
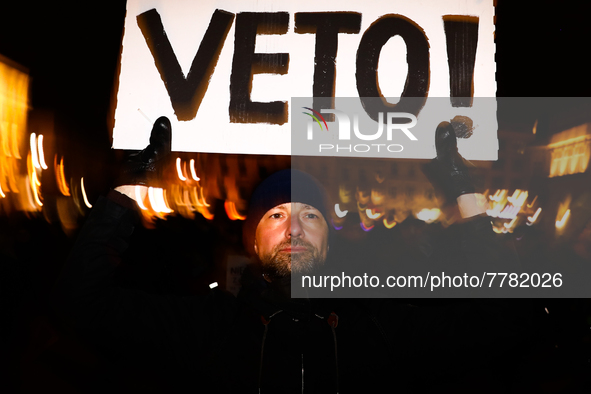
[443,16,479,108]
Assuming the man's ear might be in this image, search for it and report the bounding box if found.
[254,239,258,255]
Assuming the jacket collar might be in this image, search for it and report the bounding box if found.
[238,264,334,322]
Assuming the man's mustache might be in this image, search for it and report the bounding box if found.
[274,238,314,252]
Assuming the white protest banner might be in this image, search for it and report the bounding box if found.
[113,0,496,159]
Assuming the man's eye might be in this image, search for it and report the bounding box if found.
[270,213,283,219]
[305,213,319,219]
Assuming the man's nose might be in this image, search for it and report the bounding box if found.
[288,216,303,238]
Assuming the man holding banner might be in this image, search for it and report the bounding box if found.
[55,116,529,392]
[54,0,536,391]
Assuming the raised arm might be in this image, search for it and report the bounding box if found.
[423,120,488,219]
[54,118,232,349]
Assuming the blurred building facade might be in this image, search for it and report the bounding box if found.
[528,120,591,245]
[0,54,31,214]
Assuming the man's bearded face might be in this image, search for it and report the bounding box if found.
[259,237,324,277]
[254,202,329,278]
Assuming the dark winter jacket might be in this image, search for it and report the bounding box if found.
[55,191,530,393]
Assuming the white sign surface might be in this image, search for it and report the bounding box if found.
[113,0,496,159]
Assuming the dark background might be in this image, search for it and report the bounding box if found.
[1,1,591,392]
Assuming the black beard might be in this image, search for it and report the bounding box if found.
[260,238,324,279]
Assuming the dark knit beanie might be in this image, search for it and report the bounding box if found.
[243,169,329,256]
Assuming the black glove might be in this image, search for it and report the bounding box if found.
[422,121,478,206]
[115,116,172,188]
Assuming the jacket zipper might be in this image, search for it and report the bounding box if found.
[301,353,304,393]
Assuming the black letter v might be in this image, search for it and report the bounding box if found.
[137,9,235,121]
